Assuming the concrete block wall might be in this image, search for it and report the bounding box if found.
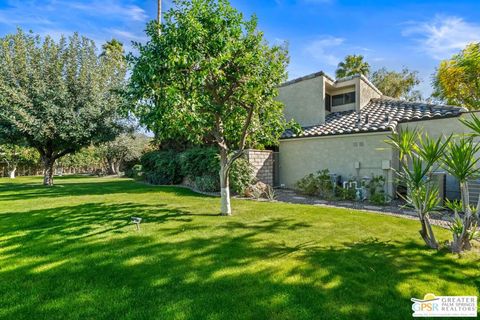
[245,149,274,186]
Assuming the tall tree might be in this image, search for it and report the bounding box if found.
[129,0,289,215]
[433,43,480,110]
[99,133,151,175]
[335,54,370,78]
[0,30,126,185]
[371,67,422,100]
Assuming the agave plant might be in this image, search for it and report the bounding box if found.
[442,136,480,252]
[389,129,447,249]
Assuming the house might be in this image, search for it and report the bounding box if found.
[276,71,478,200]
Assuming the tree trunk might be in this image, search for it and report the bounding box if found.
[219,149,231,216]
[42,157,55,186]
[451,181,474,253]
[8,165,16,179]
[418,212,439,249]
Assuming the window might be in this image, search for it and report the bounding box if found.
[331,91,356,107]
[325,94,331,112]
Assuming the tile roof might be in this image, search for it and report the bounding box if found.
[282,98,465,139]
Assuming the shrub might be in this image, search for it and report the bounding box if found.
[339,185,356,201]
[179,147,219,179]
[295,169,335,199]
[125,164,143,179]
[230,157,254,194]
[194,175,220,192]
[366,175,388,205]
[296,173,319,195]
[141,150,182,185]
[317,169,335,200]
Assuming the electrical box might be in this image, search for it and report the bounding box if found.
[382,160,391,170]
[354,161,360,169]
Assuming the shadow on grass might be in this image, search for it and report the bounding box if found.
[0,201,478,319]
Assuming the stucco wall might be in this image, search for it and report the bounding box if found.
[278,76,325,127]
[279,132,395,194]
[359,79,382,110]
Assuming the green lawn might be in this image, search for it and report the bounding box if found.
[0,176,478,319]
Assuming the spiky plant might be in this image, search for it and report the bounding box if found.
[389,130,447,249]
[442,137,480,252]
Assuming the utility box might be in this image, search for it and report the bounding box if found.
[354,161,361,169]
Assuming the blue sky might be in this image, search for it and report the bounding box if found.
[1,0,480,96]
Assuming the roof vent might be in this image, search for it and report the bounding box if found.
[356,112,361,126]
[384,113,389,123]
[365,114,369,124]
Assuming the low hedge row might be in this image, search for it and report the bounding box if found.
[140,147,253,193]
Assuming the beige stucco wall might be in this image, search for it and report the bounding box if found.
[398,113,476,138]
[359,78,382,110]
[279,132,395,195]
[278,76,325,127]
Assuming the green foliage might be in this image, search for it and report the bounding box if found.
[230,157,254,194]
[339,184,356,201]
[296,169,335,199]
[179,147,219,179]
[432,42,480,110]
[141,150,182,185]
[442,137,480,183]
[335,54,370,78]
[125,164,143,179]
[0,29,127,184]
[128,0,289,148]
[371,67,421,100]
[98,133,151,174]
[194,175,220,192]
[143,147,253,193]
[296,173,319,196]
[366,175,388,205]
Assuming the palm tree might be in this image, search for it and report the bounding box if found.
[335,54,370,79]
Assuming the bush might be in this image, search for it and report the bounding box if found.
[180,146,253,194]
[179,147,219,179]
[141,147,254,193]
[366,175,388,205]
[194,175,220,192]
[296,173,319,196]
[125,164,143,179]
[296,169,335,199]
[230,157,254,194]
[141,150,182,185]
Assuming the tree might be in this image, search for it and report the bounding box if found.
[371,67,422,100]
[0,144,38,178]
[335,54,370,78]
[99,133,151,175]
[0,30,126,185]
[432,43,480,110]
[129,0,289,215]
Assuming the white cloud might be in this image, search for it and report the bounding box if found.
[68,1,148,22]
[304,35,344,66]
[402,15,480,59]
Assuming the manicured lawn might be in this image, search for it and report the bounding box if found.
[0,176,478,319]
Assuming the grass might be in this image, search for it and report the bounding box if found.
[0,176,478,320]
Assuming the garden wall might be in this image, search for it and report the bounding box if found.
[245,149,274,186]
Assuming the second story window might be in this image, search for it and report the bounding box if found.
[331,92,356,107]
